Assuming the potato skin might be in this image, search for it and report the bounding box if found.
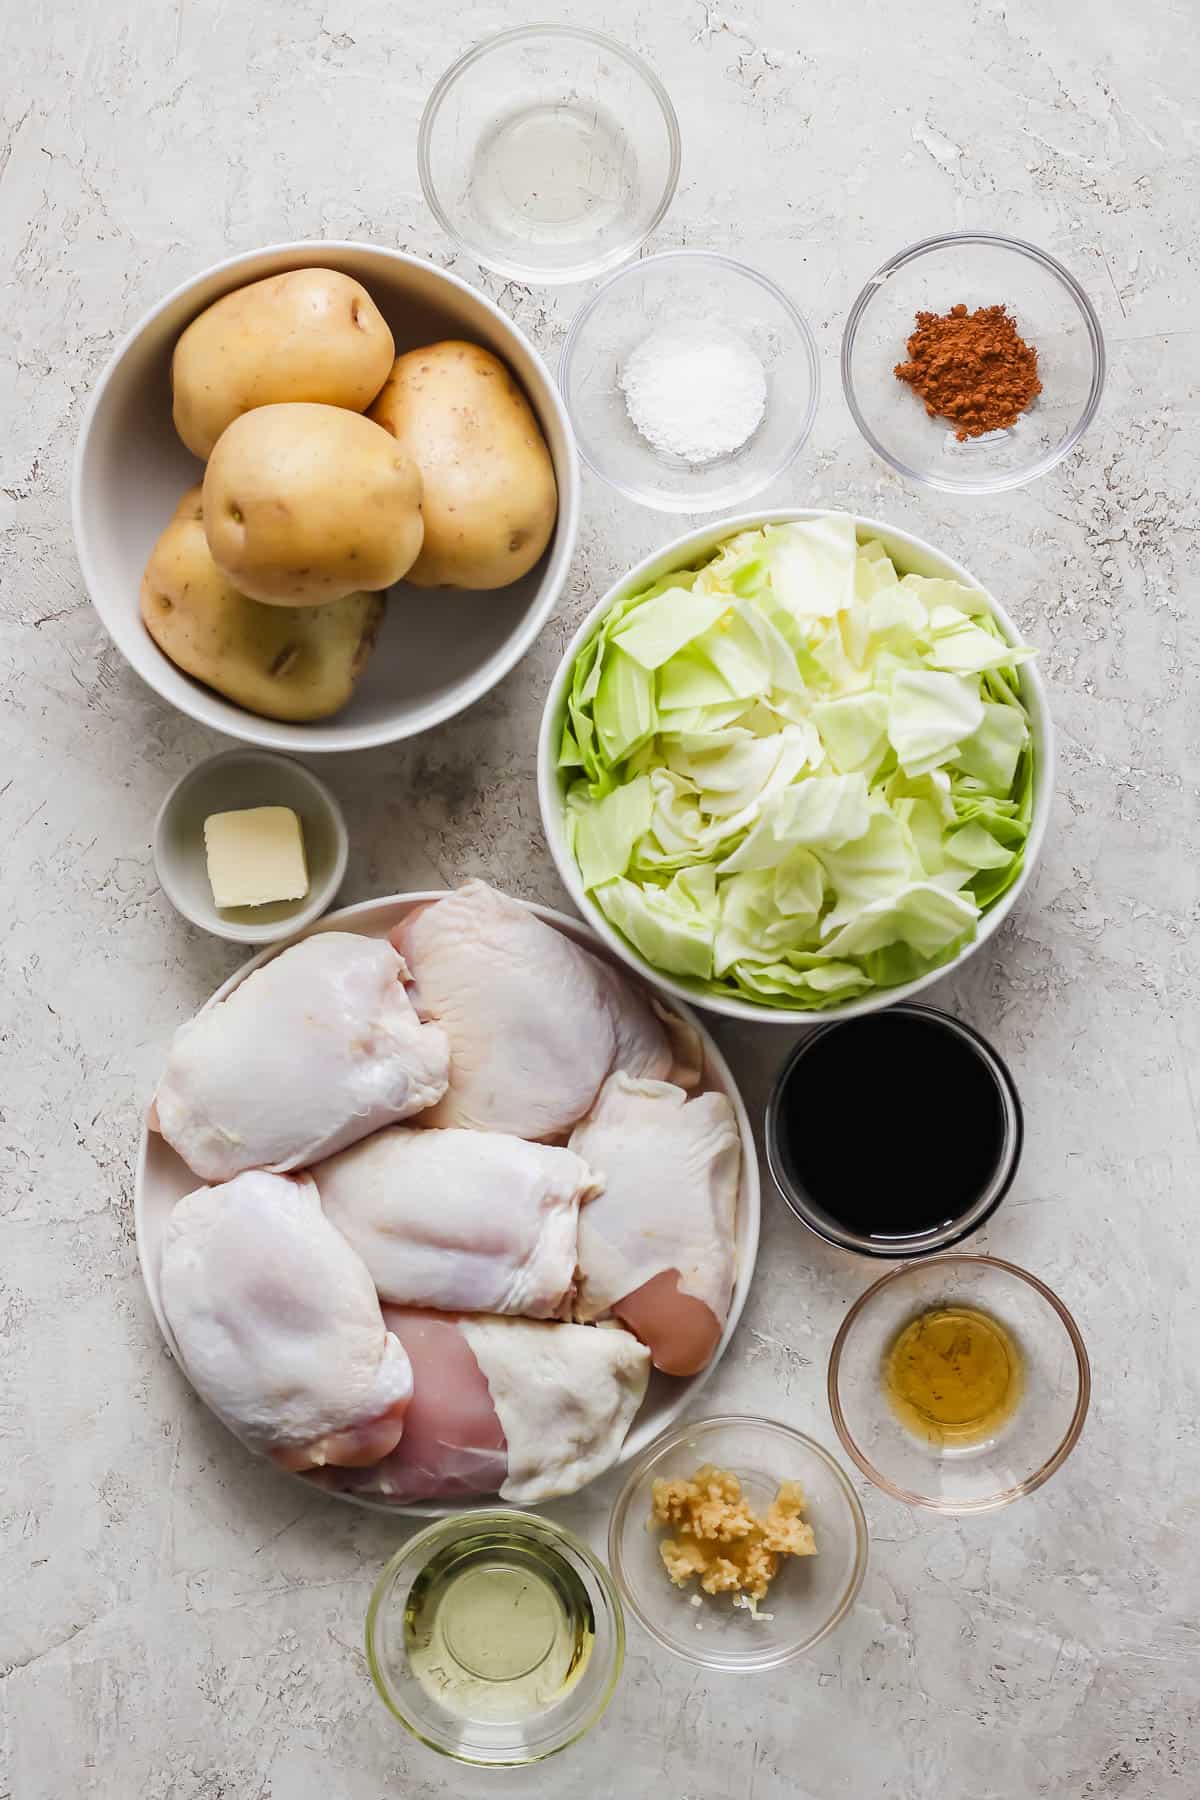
[140,487,384,722]
[202,403,423,606]
[172,268,395,459]
[369,341,557,590]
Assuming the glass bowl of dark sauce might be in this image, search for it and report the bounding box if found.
[765,1005,1022,1258]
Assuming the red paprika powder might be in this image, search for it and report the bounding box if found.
[894,303,1042,440]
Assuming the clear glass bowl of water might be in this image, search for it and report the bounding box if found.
[366,1509,624,1765]
[560,251,819,512]
[418,26,680,284]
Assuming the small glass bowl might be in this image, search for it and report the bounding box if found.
[608,1416,867,1671]
[418,27,680,284]
[561,251,819,513]
[828,1255,1091,1514]
[765,1005,1023,1259]
[366,1510,624,1765]
[842,231,1105,493]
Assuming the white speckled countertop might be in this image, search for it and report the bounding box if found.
[2,3,1198,1795]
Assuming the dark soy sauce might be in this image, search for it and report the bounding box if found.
[774,1011,1009,1246]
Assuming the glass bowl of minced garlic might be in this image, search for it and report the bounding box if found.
[608,1416,867,1671]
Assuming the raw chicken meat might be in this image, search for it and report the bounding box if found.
[568,1074,741,1377]
[391,881,693,1139]
[314,1311,509,1504]
[312,1127,601,1316]
[325,1311,650,1505]
[154,932,449,1182]
[159,1171,413,1471]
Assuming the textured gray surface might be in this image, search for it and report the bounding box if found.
[2,1,1198,1795]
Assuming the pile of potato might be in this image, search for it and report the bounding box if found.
[140,267,559,722]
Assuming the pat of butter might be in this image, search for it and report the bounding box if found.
[203,806,309,910]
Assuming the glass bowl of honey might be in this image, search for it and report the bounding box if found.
[365,1510,624,1765]
[827,1255,1090,1513]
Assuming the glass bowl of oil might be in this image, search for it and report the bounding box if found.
[418,27,680,284]
[608,1416,868,1672]
[365,1510,624,1765]
[828,1254,1090,1513]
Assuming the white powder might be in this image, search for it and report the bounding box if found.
[619,318,767,464]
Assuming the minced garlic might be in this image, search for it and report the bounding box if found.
[651,1464,817,1603]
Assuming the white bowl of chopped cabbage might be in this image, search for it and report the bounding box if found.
[537,510,1053,1021]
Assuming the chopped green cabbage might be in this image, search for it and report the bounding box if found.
[558,517,1037,1010]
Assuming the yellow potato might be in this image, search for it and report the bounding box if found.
[140,487,384,722]
[172,268,395,459]
[369,341,557,589]
[202,403,423,605]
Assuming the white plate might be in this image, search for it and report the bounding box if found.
[136,891,761,1515]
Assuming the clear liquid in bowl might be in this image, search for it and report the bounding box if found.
[403,1525,596,1726]
[470,100,636,251]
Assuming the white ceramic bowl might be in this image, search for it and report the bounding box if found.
[153,750,348,945]
[72,240,581,753]
[537,508,1054,1026]
[135,891,761,1515]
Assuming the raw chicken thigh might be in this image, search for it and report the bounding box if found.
[159,1171,413,1472]
[327,1311,650,1506]
[392,881,690,1139]
[314,1311,509,1504]
[313,1127,601,1316]
[569,1074,741,1377]
[154,932,449,1182]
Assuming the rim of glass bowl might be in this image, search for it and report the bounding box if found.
[417,24,682,282]
[840,230,1106,495]
[764,1003,1025,1260]
[826,1253,1092,1514]
[365,1508,626,1765]
[559,249,821,509]
[607,1414,868,1671]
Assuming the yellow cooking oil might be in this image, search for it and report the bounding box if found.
[403,1528,595,1724]
[884,1305,1023,1448]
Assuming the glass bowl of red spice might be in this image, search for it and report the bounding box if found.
[841,231,1105,494]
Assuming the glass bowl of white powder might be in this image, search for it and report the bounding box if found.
[559,251,819,512]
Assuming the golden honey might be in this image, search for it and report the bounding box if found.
[884,1305,1023,1447]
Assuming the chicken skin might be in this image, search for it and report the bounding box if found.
[322,1310,650,1506]
[159,1171,413,1471]
[154,932,449,1182]
[392,881,689,1140]
[312,1126,601,1317]
[569,1074,740,1376]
